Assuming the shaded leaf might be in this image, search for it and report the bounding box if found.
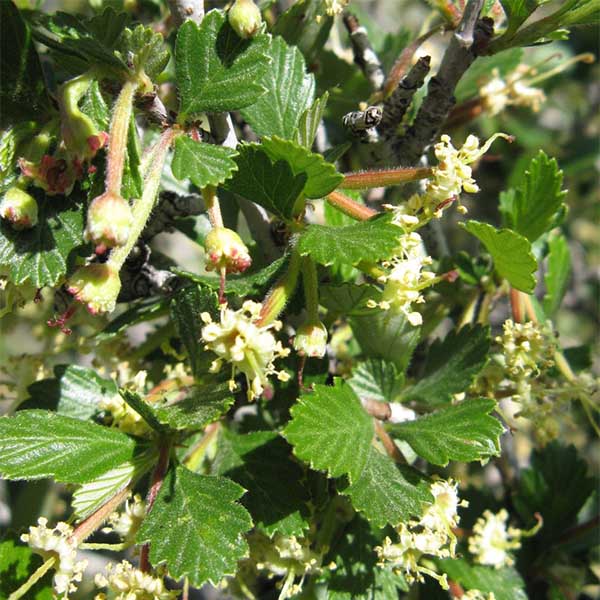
[543,233,571,317]
[349,359,405,403]
[295,92,329,148]
[0,538,53,600]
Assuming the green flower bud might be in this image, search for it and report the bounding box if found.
[67,263,121,315]
[85,192,133,250]
[204,227,252,274]
[294,321,328,358]
[0,187,38,230]
[228,0,262,39]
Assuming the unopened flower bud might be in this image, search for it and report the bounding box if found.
[85,192,132,250]
[67,263,121,315]
[204,227,252,274]
[0,187,38,230]
[294,321,328,358]
[228,0,263,39]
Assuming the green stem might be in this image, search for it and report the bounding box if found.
[105,79,138,195]
[108,128,175,272]
[202,185,224,228]
[257,248,302,326]
[79,542,129,551]
[326,191,378,221]
[301,256,320,322]
[8,557,56,600]
[339,167,432,190]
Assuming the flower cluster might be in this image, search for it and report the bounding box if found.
[368,231,436,326]
[94,560,178,600]
[201,301,290,400]
[103,494,146,543]
[468,509,525,568]
[324,0,350,16]
[480,66,546,116]
[376,479,467,589]
[21,517,87,598]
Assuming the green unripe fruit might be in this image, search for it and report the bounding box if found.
[205,227,252,274]
[0,187,38,230]
[228,0,262,39]
[294,321,328,358]
[67,263,121,315]
[85,192,133,251]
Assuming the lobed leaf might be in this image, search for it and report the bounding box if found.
[349,359,405,404]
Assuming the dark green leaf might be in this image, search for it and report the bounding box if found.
[120,389,168,433]
[498,0,542,37]
[0,410,138,484]
[95,298,170,342]
[349,359,405,403]
[295,92,328,148]
[298,218,400,267]
[172,136,238,189]
[339,447,431,527]
[25,364,117,420]
[401,325,490,407]
[213,430,309,536]
[223,144,307,220]
[240,36,315,139]
[320,283,381,317]
[389,399,504,466]
[543,232,571,317]
[261,136,343,198]
[137,466,252,587]
[284,379,374,482]
[175,13,271,117]
[0,538,53,600]
[462,220,537,293]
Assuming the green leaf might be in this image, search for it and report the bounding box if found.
[261,136,343,198]
[0,3,49,128]
[240,36,315,139]
[0,538,53,600]
[543,233,571,317]
[0,410,138,484]
[0,192,85,288]
[223,144,307,220]
[339,447,431,527]
[389,399,504,466]
[462,220,537,293]
[172,137,238,189]
[213,430,309,536]
[401,325,490,407]
[174,255,287,298]
[170,284,219,376]
[284,379,374,482]
[349,359,405,403]
[509,151,568,242]
[498,0,542,37]
[350,309,420,373]
[298,217,400,267]
[117,24,170,81]
[320,283,381,317]
[437,558,527,600]
[72,446,157,519]
[120,389,168,434]
[137,465,252,587]
[25,364,117,420]
[175,12,271,117]
[295,92,328,148]
[321,516,408,599]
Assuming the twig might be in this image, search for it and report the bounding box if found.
[142,191,204,240]
[392,0,493,165]
[374,421,406,464]
[326,190,378,221]
[167,0,204,27]
[343,13,385,92]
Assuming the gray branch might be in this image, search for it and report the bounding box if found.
[391,0,492,165]
[343,13,385,93]
[142,191,205,240]
[167,0,204,27]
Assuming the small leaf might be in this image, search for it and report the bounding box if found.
[510,151,568,242]
[175,12,271,117]
[543,233,571,317]
[284,379,374,482]
[72,447,157,519]
[118,24,170,81]
[137,465,252,587]
[339,447,432,527]
[0,191,85,288]
[349,359,405,403]
[0,410,138,484]
[389,399,504,466]
[121,389,168,433]
[172,137,238,189]
[498,0,542,37]
[240,36,315,139]
[25,364,117,420]
[401,325,490,407]
[213,430,309,536]
[295,92,329,148]
[261,136,343,198]
[462,220,537,293]
[223,144,307,220]
[298,217,400,267]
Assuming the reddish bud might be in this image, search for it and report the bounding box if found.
[0,187,38,230]
[204,227,252,274]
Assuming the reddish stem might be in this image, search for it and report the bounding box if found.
[510,288,524,323]
[72,487,130,544]
[326,191,378,221]
[340,167,432,190]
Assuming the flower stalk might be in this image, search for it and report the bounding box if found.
[339,167,433,190]
[326,191,378,221]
